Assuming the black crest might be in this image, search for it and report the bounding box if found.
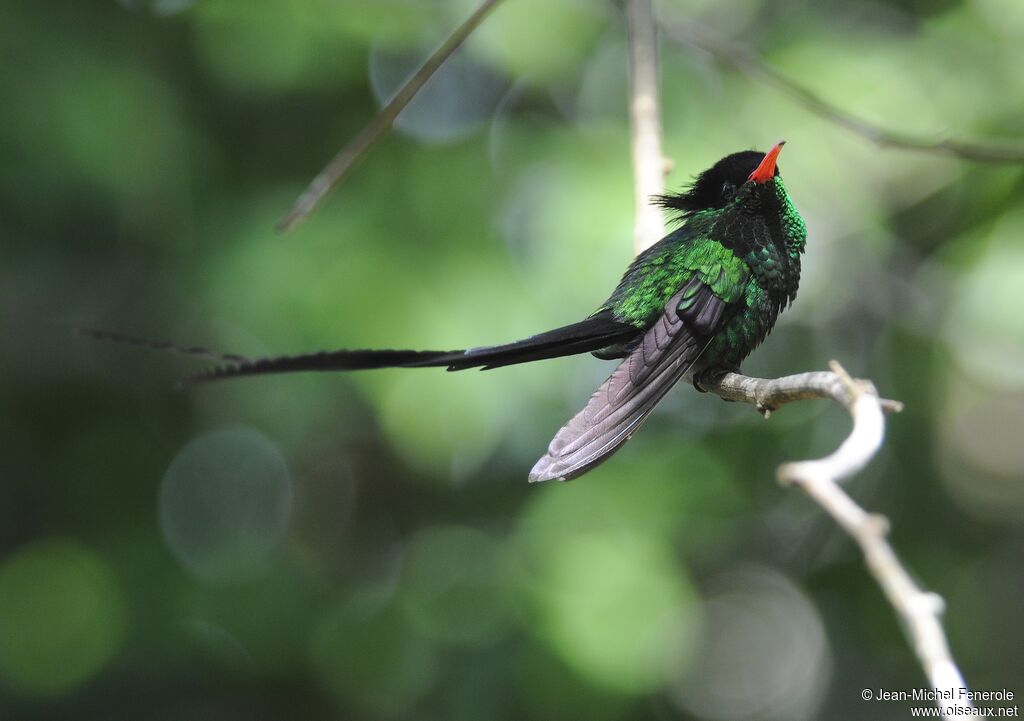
[654,150,780,221]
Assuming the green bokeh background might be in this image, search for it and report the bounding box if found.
[2,0,1022,719]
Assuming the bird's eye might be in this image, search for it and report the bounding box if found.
[721,181,735,201]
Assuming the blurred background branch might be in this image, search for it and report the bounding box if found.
[698,363,972,718]
[663,17,1024,163]
[625,0,667,253]
[277,0,504,232]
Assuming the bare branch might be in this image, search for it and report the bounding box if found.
[692,362,971,718]
[625,0,667,254]
[277,0,504,233]
[663,18,1024,164]
[623,12,973,693]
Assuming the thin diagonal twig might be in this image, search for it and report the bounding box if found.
[664,17,1024,163]
[277,0,504,233]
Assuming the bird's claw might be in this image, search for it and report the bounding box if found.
[693,365,740,396]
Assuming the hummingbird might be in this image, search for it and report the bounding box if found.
[86,143,806,482]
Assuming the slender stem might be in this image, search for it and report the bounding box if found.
[625,0,667,254]
[664,18,1024,163]
[277,0,505,233]
[694,362,971,718]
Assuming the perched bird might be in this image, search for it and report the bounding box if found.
[86,143,806,482]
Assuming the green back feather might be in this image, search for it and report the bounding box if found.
[600,217,750,327]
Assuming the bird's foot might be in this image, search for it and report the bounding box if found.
[693,365,741,398]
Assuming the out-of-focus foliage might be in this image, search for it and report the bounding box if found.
[1,0,1022,719]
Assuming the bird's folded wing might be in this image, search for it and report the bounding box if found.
[528,284,722,482]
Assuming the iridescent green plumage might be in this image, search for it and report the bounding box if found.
[90,146,807,484]
[593,173,806,372]
[526,150,806,480]
[599,213,748,325]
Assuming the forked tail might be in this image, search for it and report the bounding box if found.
[78,312,639,386]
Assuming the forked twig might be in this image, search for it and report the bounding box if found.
[695,363,971,719]
[625,17,971,710]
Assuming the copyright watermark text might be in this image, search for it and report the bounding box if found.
[861,688,1018,717]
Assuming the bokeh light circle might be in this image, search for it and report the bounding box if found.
[672,565,831,721]
[524,532,698,694]
[397,525,512,645]
[944,212,1024,389]
[159,427,292,583]
[937,380,1024,524]
[369,40,507,144]
[310,596,441,716]
[0,540,124,696]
